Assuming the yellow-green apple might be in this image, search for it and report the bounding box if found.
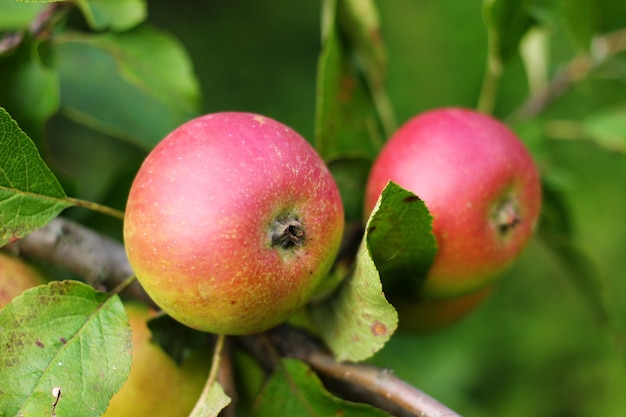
[0,252,47,308]
[124,112,344,335]
[103,302,210,417]
[365,108,541,328]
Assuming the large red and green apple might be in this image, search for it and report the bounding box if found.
[124,112,344,335]
[103,302,210,417]
[365,108,541,328]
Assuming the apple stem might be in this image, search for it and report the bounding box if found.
[271,215,305,249]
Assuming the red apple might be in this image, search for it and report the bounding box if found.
[365,108,541,301]
[124,112,344,335]
[103,302,210,417]
[0,252,47,308]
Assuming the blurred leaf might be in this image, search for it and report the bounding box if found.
[366,182,437,300]
[0,280,132,417]
[315,0,386,162]
[338,0,396,135]
[250,358,391,417]
[538,182,612,328]
[560,0,595,48]
[0,107,73,246]
[0,39,59,142]
[74,0,147,32]
[327,157,370,222]
[0,0,47,30]
[55,25,201,150]
[482,0,536,71]
[581,107,626,154]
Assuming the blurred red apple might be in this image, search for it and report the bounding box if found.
[124,112,344,335]
[365,108,541,326]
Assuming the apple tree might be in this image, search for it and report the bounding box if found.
[1,0,625,416]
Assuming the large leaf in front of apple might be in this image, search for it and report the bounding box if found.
[0,280,132,417]
[0,0,47,30]
[55,25,201,150]
[0,108,73,246]
[249,358,391,417]
[366,182,437,299]
[309,182,436,361]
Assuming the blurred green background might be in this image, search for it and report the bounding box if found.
[4,0,626,415]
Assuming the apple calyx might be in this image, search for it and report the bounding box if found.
[270,214,305,249]
[491,196,522,236]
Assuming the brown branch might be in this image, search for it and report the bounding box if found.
[3,217,151,304]
[239,325,463,417]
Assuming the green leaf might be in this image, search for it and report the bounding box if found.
[56,25,201,150]
[581,107,626,154]
[0,280,132,417]
[538,183,612,328]
[0,108,73,245]
[337,0,396,135]
[0,39,60,142]
[0,0,47,30]
[188,381,231,417]
[250,358,391,417]
[482,0,536,72]
[74,0,147,32]
[309,206,399,361]
[314,0,386,162]
[366,182,437,300]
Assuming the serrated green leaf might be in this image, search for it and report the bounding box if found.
[56,26,201,150]
[0,107,73,245]
[250,358,391,417]
[0,280,132,417]
[366,182,437,300]
[74,0,147,32]
[581,107,626,154]
[314,0,386,162]
[309,241,398,362]
[0,0,47,30]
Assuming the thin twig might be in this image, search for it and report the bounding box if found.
[0,3,70,54]
[509,28,626,122]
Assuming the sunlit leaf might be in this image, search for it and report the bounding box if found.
[187,380,230,417]
[582,107,626,154]
[56,26,201,150]
[0,0,47,30]
[0,108,73,246]
[0,280,132,417]
[74,0,147,32]
[250,358,391,417]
